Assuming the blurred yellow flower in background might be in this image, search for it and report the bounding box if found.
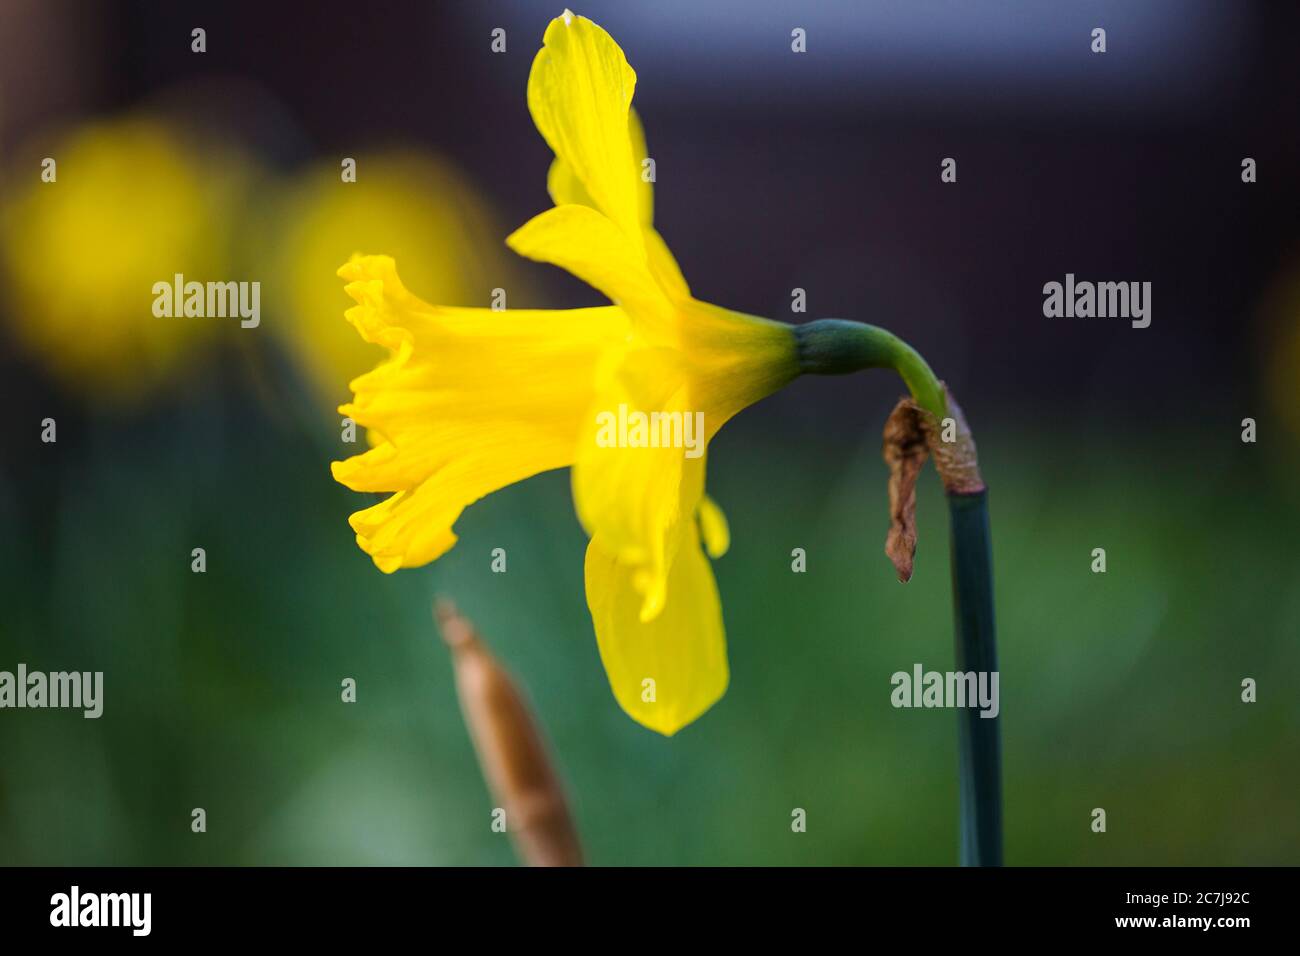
[0,116,252,404]
[268,153,518,409]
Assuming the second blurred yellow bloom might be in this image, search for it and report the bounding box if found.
[1,118,250,404]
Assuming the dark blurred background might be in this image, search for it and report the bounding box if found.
[0,0,1297,865]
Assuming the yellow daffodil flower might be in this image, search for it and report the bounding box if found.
[332,10,943,735]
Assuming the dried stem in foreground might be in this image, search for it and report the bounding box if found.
[435,598,583,867]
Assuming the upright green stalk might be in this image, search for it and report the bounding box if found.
[947,491,1002,866]
[796,318,1002,867]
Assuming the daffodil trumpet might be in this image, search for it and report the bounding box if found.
[330,10,1000,863]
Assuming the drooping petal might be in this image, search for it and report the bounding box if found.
[585,527,728,736]
[571,346,707,620]
[571,305,796,621]
[330,254,627,572]
[527,11,642,243]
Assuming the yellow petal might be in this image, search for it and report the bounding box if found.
[542,105,690,302]
[330,254,626,572]
[697,495,730,559]
[506,204,674,339]
[528,12,642,243]
[546,107,652,227]
[627,106,653,228]
[571,346,706,620]
[585,528,728,736]
[525,16,690,312]
[570,306,796,620]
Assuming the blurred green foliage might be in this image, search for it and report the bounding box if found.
[1,367,1296,866]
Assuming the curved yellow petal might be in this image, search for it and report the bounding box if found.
[627,107,653,228]
[545,153,592,215]
[506,204,674,339]
[622,110,691,303]
[528,11,642,243]
[585,528,728,735]
[330,254,627,572]
[541,104,690,302]
[547,107,652,227]
[524,15,689,315]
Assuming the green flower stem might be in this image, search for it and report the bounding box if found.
[948,490,1002,866]
[793,319,947,419]
[795,317,1002,867]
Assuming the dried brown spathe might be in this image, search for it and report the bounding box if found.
[881,384,985,582]
[883,401,929,583]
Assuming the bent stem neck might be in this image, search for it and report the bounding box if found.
[794,318,947,419]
